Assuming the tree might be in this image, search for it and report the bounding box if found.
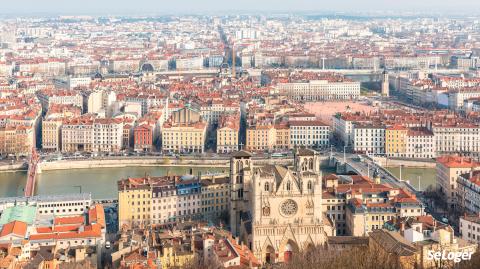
[277,244,407,269]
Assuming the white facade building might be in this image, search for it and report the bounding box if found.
[278,80,360,101]
[352,123,385,154]
[289,120,330,148]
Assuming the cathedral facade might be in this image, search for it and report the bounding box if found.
[230,148,334,264]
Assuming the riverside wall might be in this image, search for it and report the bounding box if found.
[0,154,334,173]
[372,156,436,168]
[37,158,230,173]
[0,162,27,171]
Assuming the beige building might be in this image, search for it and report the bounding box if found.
[274,124,290,150]
[161,122,207,153]
[246,125,276,152]
[200,176,230,221]
[61,117,94,153]
[162,106,207,153]
[436,155,480,210]
[42,104,82,151]
[42,119,63,151]
[0,125,34,157]
[216,114,240,153]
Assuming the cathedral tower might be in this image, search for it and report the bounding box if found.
[229,150,253,236]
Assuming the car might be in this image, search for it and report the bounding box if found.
[105,241,111,249]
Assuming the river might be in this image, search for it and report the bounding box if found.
[386,167,436,191]
[0,165,435,199]
[0,166,227,199]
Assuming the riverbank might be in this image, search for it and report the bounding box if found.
[0,162,27,172]
[37,158,230,173]
[372,156,436,168]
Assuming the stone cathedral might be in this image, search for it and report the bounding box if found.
[229,148,334,264]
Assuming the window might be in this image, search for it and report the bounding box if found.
[286,181,291,191]
[307,181,312,191]
[264,182,269,192]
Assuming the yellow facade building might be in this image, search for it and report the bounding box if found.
[274,124,290,150]
[216,114,239,153]
[385,125,408,157]
[118,178,152,228]
[246,125,276,152]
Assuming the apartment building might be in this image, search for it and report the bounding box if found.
[162,122,207,153]
[289,120,330,148]
[134,123,154,152]
[118,177,152,227]
[42,104,82,151]
[460,215,480,244]
[278,79,360,101]
[162,107,207,153]
[432,122,480,157]
[457,171,480,214]
[199,100,240,125]
[405,128,435,159]
[216,114,240,153]
[436,155,480,209]
[385,125,408,157]
[61,117,94,153]
[201,177,230,221]
[37,89,83,111]
[323,174,424,236]
[274,124,290,150]
[352,123,385,154]
[118,175,229,227]
[246,125,276,152]
[0,125,35,157]
[333,112,370,146]
[92,118,124,152]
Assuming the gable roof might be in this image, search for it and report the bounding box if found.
[0,221,27,238]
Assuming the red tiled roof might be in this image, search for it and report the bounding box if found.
[0,221,27,238]
[54,215,85,225]
[437,155,480,168]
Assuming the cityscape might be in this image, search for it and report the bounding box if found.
[2,1,480,268]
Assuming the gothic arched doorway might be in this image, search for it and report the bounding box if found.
[264,245,275,264]
[281,240,299,263]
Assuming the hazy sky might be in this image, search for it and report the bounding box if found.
[3,0,480,15]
